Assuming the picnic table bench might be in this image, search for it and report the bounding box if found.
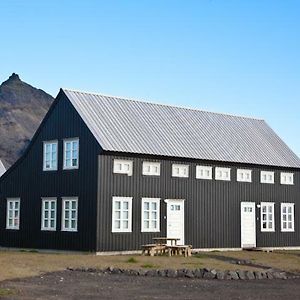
[141,237,192,257]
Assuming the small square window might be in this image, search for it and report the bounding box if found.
[172,164,189,178]
[113,160,133,176]
[63,139,79,170]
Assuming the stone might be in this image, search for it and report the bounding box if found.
[177,269,187,277]
[194,269,204,279]
[254,271,264,280]
[245,271,255,280]
[203,271,216,279]
[272,272,287,280]
[229,271,239,280]
[166,269,177,278]
[158,270,167,277]
[185,269,195,278]
[138,269,147,276]
[146,269,158,277]
[216,271,225,280]
[237,270,246,280]
[266,272,274,279]
[111,268,122,274]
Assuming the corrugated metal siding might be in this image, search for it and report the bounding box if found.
[97,154,300,251]
[0,93,102,251]
[63,89,300,168]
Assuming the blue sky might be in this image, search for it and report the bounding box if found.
[1,1,299,156]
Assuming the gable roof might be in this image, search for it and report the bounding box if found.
[63,89,300,169]
[0,159,6,177]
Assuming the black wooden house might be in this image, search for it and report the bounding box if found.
[0,89,300,252]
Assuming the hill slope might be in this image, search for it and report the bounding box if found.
[0,73,54,168]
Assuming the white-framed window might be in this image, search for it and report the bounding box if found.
[62,197,78,232]
[280,173,294,185]
[63,139,79,170]
[113,159,133,176]
[112,197,132,232]
[6,198,20,230]
[41,198,57,231]
[215,167,231,181]
[43,141,58,171]
[260,171,274,184]
[261,202,275,232]
[281,203,294,232]
[142,162,160,176]
[172,164,189,178]
[196,166,212,180]
[237,169,252,183]
[141,198,160,232]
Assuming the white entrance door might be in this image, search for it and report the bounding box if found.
[166,199,185,245]
[241,202,256,248]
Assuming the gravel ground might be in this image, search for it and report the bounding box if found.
[1,270,300,300]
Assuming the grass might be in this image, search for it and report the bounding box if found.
[126,257,138,263]
[0,250,299,282]
[0,288,14,296]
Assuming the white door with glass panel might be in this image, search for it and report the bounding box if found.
[241,202,256,248]
[166,199,185,245]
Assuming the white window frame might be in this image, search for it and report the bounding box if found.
[281,203,294,232]
[113,159,133,176]
[43,140,58,171]
[112,197,133,233]
[6,198,20,230]
[63,138,79,170]
[237,169,252,183]
[260,202,275,232]
[260,171,274,184]
[196,165,213,180]
[215,167,231,181]
[41,198,57,231]
[141,198,160,232]
[142,162,160,176]
[172,164,189,178]
[62,197,78,232]
[280,172,294,185]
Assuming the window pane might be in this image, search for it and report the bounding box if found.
[73,141,78,150]
[51,202,55,210]
[45,211,49,218]
[122,211,128,220]
[114,211,121,220]
[71,220,76,229]
[115,201,121,210]
[65,220,69,228]
[71,210,76,219]
[288,223,292,229]
[283,222,287,229]
[268,222,272,228]
[144,202,149,210]
[144,211,149,220]
[283,206,286,214]
[123,201,129,210]
[144,221,149,229]
[50,220,55,228]
[44,220,49,228]
[151,211,157,220]
[65,201,70,209]
[72,201,77,209]
[268,206,272,213]
[288,214,292,221]
[65,211,69,219]
[262,206,266,213]
[151,220,157,229]
[114,220,120,229]
[123,221,128,229]
[151,202,157,211]
[283,214,287,221]
[66,142,71,151]
[288,207,292,214]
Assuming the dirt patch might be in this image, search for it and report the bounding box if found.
[1,270,300,300]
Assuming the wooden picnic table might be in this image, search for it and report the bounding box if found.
[152,237,180,246]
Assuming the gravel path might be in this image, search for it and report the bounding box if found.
[1,270,300,300]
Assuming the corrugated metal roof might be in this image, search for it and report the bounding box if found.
[63,89,300,168]
[0,159,6,177]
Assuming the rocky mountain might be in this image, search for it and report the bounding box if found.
[0,73,54,168]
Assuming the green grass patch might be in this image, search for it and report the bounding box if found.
[0,288,14,296]
[126,257,138,263]
[140,263,157,269]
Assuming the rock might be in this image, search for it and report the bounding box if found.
[245,271,255,280]
[216,271,225,280]
[203,271,216,279]
[166,269,177,278]
[111,268,122,274]
[177,269,187,277]
[146,269,158,277]
[158,270,167,277]
[272,272,287,280]
[237,270,246,280]
[229,271,239,280]
[254,271,264,280]
[194,269,204,279]
[266,272,274,279]
[138,269,147,276]
[185,270,195,278]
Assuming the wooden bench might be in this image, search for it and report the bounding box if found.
[166,245,192,257]
[141,244,167,256]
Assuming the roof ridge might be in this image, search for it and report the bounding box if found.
[62,88,264,121]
